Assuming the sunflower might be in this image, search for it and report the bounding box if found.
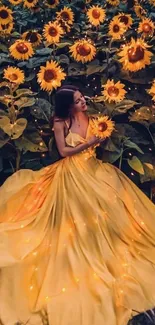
[149,0,155,6]
[134,4,146,19]
[37,60,66,92]
[109,17,126,40]
[22,30,42,47]
[117,13,133,29]
[9,0,23,5]
[70,39,96,63]
[24,0,38,8]
[91,116,115,139]
[0,6,13,25]
[57,19,71,33]
[43,21,64,44]
[87,6,106,26]
[45,0,59,8]
[4,66,25,85]
[9,39,34,60]
[0,21,13,34]
[118,38,153,72]
[148,81,155,101]
[56,7,74,26]
[106,0,120,6]
[102,79,126,103]
[138,18,154,38]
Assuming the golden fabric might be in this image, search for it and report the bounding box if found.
[0,119,155,325]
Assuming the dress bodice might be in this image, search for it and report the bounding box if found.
[65,118,96,159]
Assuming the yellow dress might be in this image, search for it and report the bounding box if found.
[0,119,155,325]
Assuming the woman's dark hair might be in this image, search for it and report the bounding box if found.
[54,85,80,119]
[49,85,80,129]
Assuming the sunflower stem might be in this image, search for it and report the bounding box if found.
[119,154,123,170]
[15,149,21,171]
[118,147,124,170]
[48,92,51,104]
[106,38,113,78]
[9,160,15,174]
[19,24,22,34]
[53,44,56,60]
[146,126,155,146]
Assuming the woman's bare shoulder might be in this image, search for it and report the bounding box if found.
[53,118,65,130]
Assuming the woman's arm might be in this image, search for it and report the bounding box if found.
[53,121,99,157]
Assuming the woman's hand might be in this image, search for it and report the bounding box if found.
[87,135,106,147]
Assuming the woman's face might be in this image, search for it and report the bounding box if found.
[72,91,87,113]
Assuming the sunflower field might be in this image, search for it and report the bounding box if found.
[0,0,155,203]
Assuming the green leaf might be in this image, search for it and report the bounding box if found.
[0,116,27,139]
[87,102,105,114]
[68,63,85,76]
[129,106,155,123]
[0,44,8,52]
[102,149,123,163]
[59,54,70,65]
[115,123,150,145]
[48,137,60,162]
[14,97,36,109]
[35,48,53,55]
[0,129,9,148]
[15,89,36,98]
[15,134,48,152]
[103,138,120,152]
[120,71,153,84]
[144,163,154,170]
[24,56,51,68]
[86,63,107,75]
[115,100,138,112]
[25,72,36,82]
[140,164,155,183]
[11,31,21,37]
[124,139,144,154]
[93,96,105,103]
[0,81,10,89]
[0,57,13,64]
[56,42,72,49]
[127,156,144,175]
[31,98,52,120]
[104,101,116,115]
[0,109,8,117]
[72,23,81,33]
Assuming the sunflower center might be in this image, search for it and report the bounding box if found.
[142,23,152,33]
[0,9,9,19]
[9,73,18,81]
[128,45,144,63]
[119,15,128,25]
[98,122,108,132]
[92,9,100,19]
[77,44,91,56]
[26,31,39,43]
[107,86,119,97]
[113,24,120,33]
[61,11,70,21]
[27,0,34,3]
[48,26,58,37]
[16,42,29,54]
[44,69,57,82]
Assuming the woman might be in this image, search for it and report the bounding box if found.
[0,85,155,325]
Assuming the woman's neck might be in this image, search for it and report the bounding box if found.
[72,112,86,122]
